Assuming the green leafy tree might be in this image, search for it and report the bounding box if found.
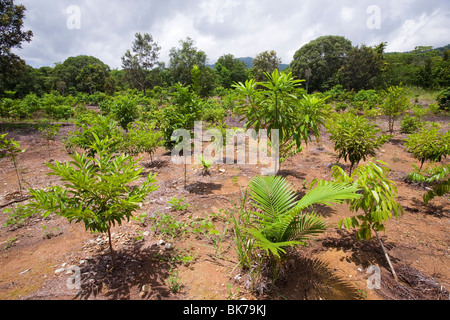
[297,94,329,145]
[252,50,282,82]
[121,33,161,94]
[26,135,158,269]
[405,122,450,169]
[216,54,248,88]
[52,55,110,94]
[38,123,61,159]
[326,113,391,174]
[0,133,25,195]
[407,164,450,204]
[331,161,404,281]
[338,43,388,91]
[123,120,163,163]
[0,0,33,94]
[76,64,107,95]
[168,37,207,87]
[381,86,410,134]
[110,94,139,131]
[233,70,305,171]
[291,36,353,92]
[64,114,124,157]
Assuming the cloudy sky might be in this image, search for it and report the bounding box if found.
[13,0,450,69]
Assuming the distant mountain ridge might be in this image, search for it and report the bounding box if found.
[207,57,290,71]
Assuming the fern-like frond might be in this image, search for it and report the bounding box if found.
[249,175,298,223]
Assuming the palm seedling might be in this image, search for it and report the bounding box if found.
[233,175,360,286]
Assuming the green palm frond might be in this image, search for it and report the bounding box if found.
[248,175,298,223]
[247,175,361,259]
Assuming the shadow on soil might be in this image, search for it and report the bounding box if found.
[77,242,179,300]
[273,255,363,300]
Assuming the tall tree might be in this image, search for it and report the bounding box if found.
[291,36,352,92]
[168,37,207,86]
[53,55,110,93]
[121,32,160,94]
[0,0,33,94]
[337,43,388,91]
[253,50,281,82]
[216,53,248,87]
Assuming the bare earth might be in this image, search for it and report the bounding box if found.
[0,111,448,301]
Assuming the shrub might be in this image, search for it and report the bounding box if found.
[326,113,391,174]
[110,95,139,131]
[331,161,403,281]
[400,115,423,134]
[381,86,410,134]
[437,87,450,111]
[405,122,450,169]
[26,135,158,268]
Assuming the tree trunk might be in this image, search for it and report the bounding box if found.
[12,158,23,197]
[374,229,399,282]
[107,227,116,270]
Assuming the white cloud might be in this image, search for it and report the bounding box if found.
[12,0,450,69]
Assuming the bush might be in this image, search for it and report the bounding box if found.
[405,122,450,169]
[400,115,423,134]
[326,112,391,174]
[110,94,139,130]
[381,86,410,134]
[437,87,450,111]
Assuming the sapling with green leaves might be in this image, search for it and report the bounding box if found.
[198,154,212,176]
[0,134,26,196]
[407,164,450,204]
[330,161,404,281]
[326,113,391,175]
[123,120,164,163]
[25,135,158,269]
[233,70,306,172]
[381,86,410,134]
[38,123,61,159]
[404,122,450,170]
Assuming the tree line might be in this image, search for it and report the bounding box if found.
[1,1,449,99]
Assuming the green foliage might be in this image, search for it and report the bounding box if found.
[233,70,306,170]
[437,87,450,111]
[122,33,161,94]
[0,133,25,194]
[252,50,282,82]
[168,197,190,211]
[381,86,410,134]
[160,83,203,149]
[198,154,212,175]
[38,123,61,158]
[405,122,450,169]
[400,115,423,134]
[338,43,388,91]
[326,113,391,174]
[407,164,450,204]
[64,114,124,157]
[291,36,353,92]
[234,175,360,284]
[331,161,404,241]
[122,120,163,162]
[297,94,329,144]
[26,135,158,266]
[110,94,139,130]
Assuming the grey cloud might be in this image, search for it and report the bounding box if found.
[13,0,450,69]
